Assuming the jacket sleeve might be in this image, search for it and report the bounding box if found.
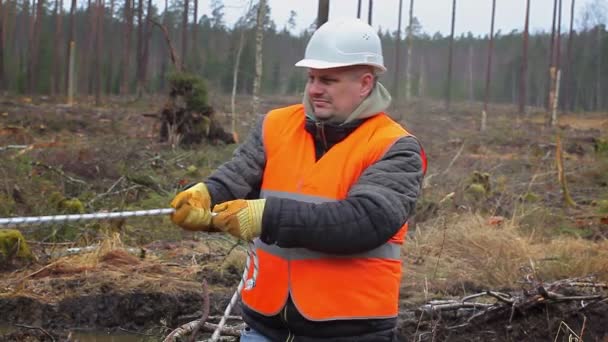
[260,136,424,255]
[204,116,266,206]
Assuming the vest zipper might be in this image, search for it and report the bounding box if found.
[282,305,294,342]
[315,121,328,153]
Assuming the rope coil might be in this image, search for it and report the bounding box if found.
[0,208,258,341]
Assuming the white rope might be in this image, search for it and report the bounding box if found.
[0,208,176,227]
[210,241,258,342]
[0,208,260,341]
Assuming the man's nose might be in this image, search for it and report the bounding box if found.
[308,80,324,96]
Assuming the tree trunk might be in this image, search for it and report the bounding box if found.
[94,0,104,106]
[231,26,246,141]
[64,0,76,96]
[446,0,456,111]
[51,0,63,95]
[181,0,189,69]
[519,0,530,114]
[367,0,373,25]
[27,0,44,93]
[564,0,575,111]
[317,0,329,28]
[595,27,602,111]
[547,0,558,111]
[467,44,474,102]
[86,0,97,95]
[135,0,143,95]
[252,0,266,117]
[481,0,496,132]
[192,0,198,67]
[151,19,181,73]
[548,0,562,125]
[105,0,114,93]
[121,0,133,94]
[139,0,152,93]
[393,0,403,101]
[0,0,4,90]
[418,55,425,97]
[357,0,362,19]
[405,0,414,101]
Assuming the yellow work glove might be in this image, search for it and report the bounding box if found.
[170,183,215,231]
[212,199,266,241]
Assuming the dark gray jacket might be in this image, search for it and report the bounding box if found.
[205,110,425,341]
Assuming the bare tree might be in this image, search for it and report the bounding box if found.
[232,1,254,141]
[481,0,496,132]
[85,0,97,94]
[105,0,115,93]
[467,44,474,102]
[251,0,266,116]
[317,0,329,28]
[367,0,373,25]
[564,0,575,111]
[357,0,362,19]
[51,0,63,95]
[519,0,530,114]
[405,0,414,100]
[121,0,133,94]
[192,0,198,64]
[27,0,44,93]
[445,0,456,111]
[64,0,76,96]
[181,0,189,69]
[94,0,104,106]
[135,0,143,94]
[595,26,603,110]
[547,0,558,111]
[393,0,403,100]
[0,0,4,90]
[548,0,563,126]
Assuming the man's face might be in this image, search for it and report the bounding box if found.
[306,66,374,121]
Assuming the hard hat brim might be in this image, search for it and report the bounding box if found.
[295,59,387,73]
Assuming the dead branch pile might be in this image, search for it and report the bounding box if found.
[401,276,607,340]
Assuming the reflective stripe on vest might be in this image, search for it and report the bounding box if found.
[241,104,413,321]
[259,189,401,261]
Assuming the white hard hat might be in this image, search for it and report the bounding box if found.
[295,18,386,73]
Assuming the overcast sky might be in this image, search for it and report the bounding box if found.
[200,0,604,36]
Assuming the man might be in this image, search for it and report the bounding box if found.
[170,18,426,342]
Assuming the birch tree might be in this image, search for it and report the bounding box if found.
[445,0,456,111]
[251,0,267,117]
[481,0,496,131]
[405,0,414,100]
[393,0,403,100]
[519,0,530,114]
[564,0,575,111]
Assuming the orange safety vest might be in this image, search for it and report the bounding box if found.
[241,104,421,321]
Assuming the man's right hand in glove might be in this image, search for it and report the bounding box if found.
[170,182,215,231]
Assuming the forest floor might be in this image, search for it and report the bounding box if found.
[0,93,607,341]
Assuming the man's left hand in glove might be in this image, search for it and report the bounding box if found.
[212,199,266,241]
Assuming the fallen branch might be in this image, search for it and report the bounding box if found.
[31,161,88,186]
[163,321,244,341]
[14,324,56,342]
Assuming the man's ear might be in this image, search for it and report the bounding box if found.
[359,72,375,98]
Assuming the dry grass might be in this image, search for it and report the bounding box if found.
[404,212,608,298]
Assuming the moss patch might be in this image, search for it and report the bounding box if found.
[0,229,33,265]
